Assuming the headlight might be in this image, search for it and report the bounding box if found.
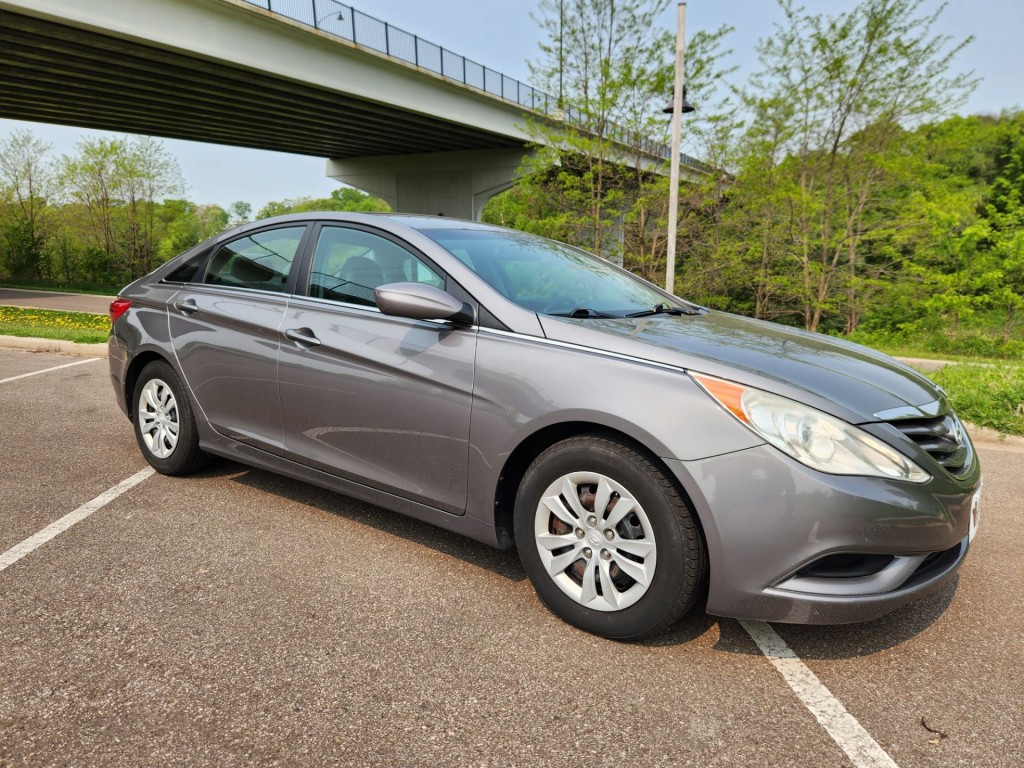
[691,373,930,483]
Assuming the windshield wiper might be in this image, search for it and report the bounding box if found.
[625,303,702,318]
[551,307,619,319]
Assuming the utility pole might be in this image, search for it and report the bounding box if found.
[558,0,564,112]
[665,2,686,294]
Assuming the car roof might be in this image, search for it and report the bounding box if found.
[246,211,502,233]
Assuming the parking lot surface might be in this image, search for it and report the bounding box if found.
[1,347,1021,767]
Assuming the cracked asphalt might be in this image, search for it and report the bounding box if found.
[0,346,1021,767]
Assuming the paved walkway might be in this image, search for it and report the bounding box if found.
[0,288,113,315]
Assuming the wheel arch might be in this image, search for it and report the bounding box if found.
[492,421,709,556]
[123,350,174,421]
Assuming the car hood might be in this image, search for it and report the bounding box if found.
[537,311,944,422]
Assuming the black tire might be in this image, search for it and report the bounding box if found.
[132,360,210,476]
[514,434,706,640]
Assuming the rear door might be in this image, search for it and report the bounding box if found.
[278,223,477,514]
[168,223,310,455]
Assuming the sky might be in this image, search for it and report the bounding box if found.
[1,0,1020,214]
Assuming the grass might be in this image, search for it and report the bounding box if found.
[871,345,1013,366]
[0,305,110,344]
[925,362,1024,437]
[844,327,1024,362]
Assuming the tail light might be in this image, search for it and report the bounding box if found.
[109,298,132,324]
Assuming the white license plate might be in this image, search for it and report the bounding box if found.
[968,486,982,543]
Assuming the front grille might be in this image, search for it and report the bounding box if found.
[887,413,970,477]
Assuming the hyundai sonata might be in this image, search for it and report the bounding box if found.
[108,213,981,639]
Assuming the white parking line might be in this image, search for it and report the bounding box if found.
[0,467,154,573]
[0,357,99,384]
[740,620,900,768]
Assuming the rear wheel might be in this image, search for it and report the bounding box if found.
[514,434,706,640]
[133,360,210,476]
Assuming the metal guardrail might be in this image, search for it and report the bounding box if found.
[240,0,713,172]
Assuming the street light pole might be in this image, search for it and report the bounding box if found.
[558,0,565,113]
[664,2,686,294]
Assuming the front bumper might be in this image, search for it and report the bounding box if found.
[668,441,981,624]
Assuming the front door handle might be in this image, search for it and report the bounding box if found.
[284,328,322,348]
[173,299,198,315]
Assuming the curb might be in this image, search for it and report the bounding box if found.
[964,422,1024,450]
[0,334,108,358]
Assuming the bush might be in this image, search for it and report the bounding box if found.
[928,363,1024,436]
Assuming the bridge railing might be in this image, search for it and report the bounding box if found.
[241,0,712,172]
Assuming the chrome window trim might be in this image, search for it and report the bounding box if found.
[170,282,292,301]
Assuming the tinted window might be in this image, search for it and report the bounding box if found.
[308,226,444,306]
[418,228,674,316]
[164,250,207,283]
[205,226,306,292]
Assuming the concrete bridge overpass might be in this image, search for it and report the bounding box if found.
[0,0,704,219]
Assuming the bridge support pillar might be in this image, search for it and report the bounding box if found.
[326,148,529,221]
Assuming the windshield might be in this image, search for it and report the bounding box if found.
[418,228,681,317]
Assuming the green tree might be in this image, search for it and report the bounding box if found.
[874,113,1024,351]
[119,136,185,275]
[59,139,123,284]
[229,200,252,225]
[492,0,732,279]
[256,187,390,219]
[522,0,677,261]
[156,200,230,262]
[61,136,184,281]
[974,114,1024,343]
[720,0,975,332]
[0,130,55,280]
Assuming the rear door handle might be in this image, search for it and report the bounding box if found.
[173,299,198,315]
[284,328,322,347]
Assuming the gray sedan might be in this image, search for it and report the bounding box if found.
[108,213,981,639]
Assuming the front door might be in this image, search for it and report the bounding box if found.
[278,224,477,514]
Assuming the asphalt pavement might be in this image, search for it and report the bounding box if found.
[0,347,1022,767]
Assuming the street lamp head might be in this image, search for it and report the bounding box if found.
[662,85,696,115]
[316,11,345,27]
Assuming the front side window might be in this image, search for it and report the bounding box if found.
[308,226,444,306]
[205,226,306,293]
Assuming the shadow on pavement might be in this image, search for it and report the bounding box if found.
[710,577,958,659]
[755,578,958,658]
[186,459,958,653]
[215,459,527,582]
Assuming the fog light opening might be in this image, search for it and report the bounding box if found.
[797,553,895,579]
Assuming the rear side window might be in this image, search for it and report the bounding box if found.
[205,226,306,292]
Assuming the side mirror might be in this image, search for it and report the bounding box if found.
[374,282,475,326]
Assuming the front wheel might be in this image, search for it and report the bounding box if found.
[514,434,706,640]
[132,360,210,476]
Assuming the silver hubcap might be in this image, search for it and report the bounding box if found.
[138,378,179,459]
[533,471,657,612]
